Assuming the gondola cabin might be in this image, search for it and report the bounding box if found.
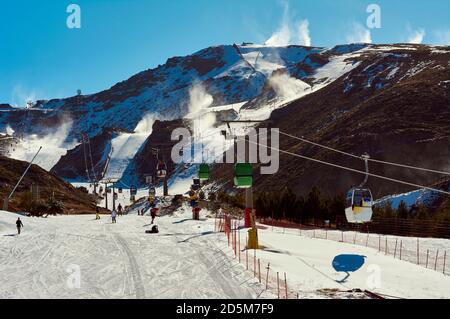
[234,163,253,189]
[156,161,167,179]
[345,188,373,223]
[198,164,209,180]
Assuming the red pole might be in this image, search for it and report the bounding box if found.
[246,246,248,270]
[394,238,398,259]
[284,273,288,299]
[444,251,447,274]
[400,240,403,260]
[238,227,241,263]
[277,272,280,299]
[417,238,420,265]
[254,249,256,277]
[435,250,439,271]
[258,259,261,283]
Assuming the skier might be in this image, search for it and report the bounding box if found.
[111,209,117,224]
[117,204,123,216]
[95,206,101,220]
[16,218,24,235]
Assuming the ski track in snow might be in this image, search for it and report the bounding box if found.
[0,210,268,299]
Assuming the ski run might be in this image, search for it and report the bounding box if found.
[1,204,449,299]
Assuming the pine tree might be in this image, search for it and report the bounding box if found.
[397,201,409,219]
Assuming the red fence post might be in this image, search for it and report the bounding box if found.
[277,272,280,299]
[400,240,403,260]
[394,238,398,259]
[238,227,241,263]
[444,251,447,275]
[258,259,261,283]
[254,249,257,277]
[435,250,439,271]
[246,246,248,270]
[284,273,288,299]
[417,238,420,265]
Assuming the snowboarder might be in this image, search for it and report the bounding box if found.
[111,209,117,224]
[117,204,123,216]
[95,206,101,220]
[16,218,24,235]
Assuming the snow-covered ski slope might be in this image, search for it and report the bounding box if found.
[0,209,271,299]
[253,225,450,299]
[1,206,449,299]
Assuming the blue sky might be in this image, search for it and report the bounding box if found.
[1,0,449,106]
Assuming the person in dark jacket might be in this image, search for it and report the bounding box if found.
[16,218,24,235]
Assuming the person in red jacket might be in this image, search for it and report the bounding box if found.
[150,208,158,224]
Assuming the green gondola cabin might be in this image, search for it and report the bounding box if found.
[198,164,210,180]
[234,163,253,188]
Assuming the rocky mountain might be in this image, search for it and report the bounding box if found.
[1,43,449,203]
[0,156,98,214]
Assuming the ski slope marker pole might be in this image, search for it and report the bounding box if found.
[435,250,439,271]
[254,249,256,277]
[426,250,429,268]
[258,259,261,283]
[443,251,447,274]
[417,238,420,265]
[284,272,288,299]
[238,227,241,263]
[277,272,280,299]
[400,240,403,260]
[246,246,248,270]
[265,263,270,290]
[394,238,398,258]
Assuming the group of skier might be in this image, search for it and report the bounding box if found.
[13,197,160,235]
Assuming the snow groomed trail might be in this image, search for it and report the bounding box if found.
[0,210,269,299]
[1,206,450,299]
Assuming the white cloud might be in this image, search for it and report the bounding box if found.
[265,1,312,47]
[346,22,372,44]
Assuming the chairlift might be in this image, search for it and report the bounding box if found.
[156,161,167,179]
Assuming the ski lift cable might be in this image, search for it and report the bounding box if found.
[237,136,450,196]
[278,131,450,176]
